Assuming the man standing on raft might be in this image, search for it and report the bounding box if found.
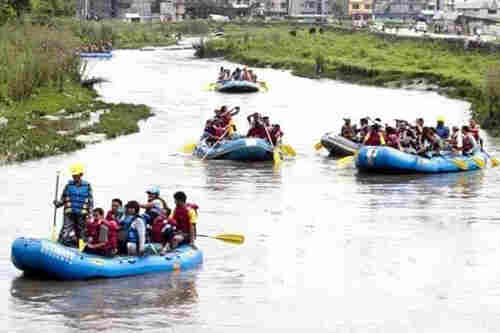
[53,163,94,248]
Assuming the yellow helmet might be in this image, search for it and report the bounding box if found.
[70,163,84,175]
[437,116,445,122]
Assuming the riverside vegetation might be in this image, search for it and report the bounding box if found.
[0,6,211,164]
[198,24,500,135]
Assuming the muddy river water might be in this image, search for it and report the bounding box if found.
[3,45,500,332]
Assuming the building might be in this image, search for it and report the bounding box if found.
[372,0,426,19]
[266,0,289,15]
[455,0,499,17]
[288,0,328,15]
[348,0,373,19]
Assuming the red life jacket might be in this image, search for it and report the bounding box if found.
[101,219,119,251]
[172,203,198,234]
[470,126,480,141]
[387,134,400,149]
[271,126,283,145]
[463,134,474,151]
[364,131,384,146]
[151,216,176,243]
[450,133,459,149]
[87,220,100,244]
[247,127,267,139]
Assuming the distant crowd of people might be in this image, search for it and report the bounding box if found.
[340,116,482,158]
[218,66,258,83]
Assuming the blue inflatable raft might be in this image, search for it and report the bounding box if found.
[215,80,259,93]
[194,137,273,161]
[11,237,203,280]
[79,52,113,58]
[356,146,489,174]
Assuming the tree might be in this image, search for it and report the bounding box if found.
[8,0,31,16]
[0,1,15,24]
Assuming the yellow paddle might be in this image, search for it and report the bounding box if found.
[258,81,269,92]
[314,142,323,151]
[202,83,217,91]
[452,158,468,170]
[51,171,61,242]
[337,152,358,168]
[180,140,198,154]
[491,157,500,167]
[280,144,297,157]
[471,156,485,169]
[263,126,281,168]
[79,239,86,252]
[197,233,245,244]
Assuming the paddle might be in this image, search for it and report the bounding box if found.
[258,81,269,92]
[471,155,485,169]
[263,125,281,168]
[482,150,500,167]
[314,142,323,151]
[201,127,230,160]
[51,171,61,242]
[337,152,358,168]
[197,233,245,244]
[181,140,198,154]
[202,83,217,91]
[280,144,297,157]
[452,158,468,170]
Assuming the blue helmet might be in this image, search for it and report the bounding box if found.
[146,187,160,196]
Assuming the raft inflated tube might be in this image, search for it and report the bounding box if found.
[215,80,259,93]
[11,237,202,280]
[320,133,360,157]
[194,137,273,161]
[355,146,489,174]
[79,52,113,58]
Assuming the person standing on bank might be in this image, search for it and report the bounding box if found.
[53,163,94,248]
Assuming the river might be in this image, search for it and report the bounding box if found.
[3,44,500,332]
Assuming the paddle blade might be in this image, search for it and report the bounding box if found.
[258,81,269,92]
[181,141,198,154]
[51,228,57,242]
[453,158,468,170]
[280,144,297,157]
[471,156,485,169]
[337,155,355,168]
[79,239,85,252]
[202,83,216,91]
[492,157,500,168]
[214,233,245,244]
[314,142,323,151]
[273,147,281,168]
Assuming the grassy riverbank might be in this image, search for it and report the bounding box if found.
[199,25,500,134]
[0,21,153,164]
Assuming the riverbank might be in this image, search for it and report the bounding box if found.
[0,20,154,165]
[198,24,500,135]
[0,82,152,164]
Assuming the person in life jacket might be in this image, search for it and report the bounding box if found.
[363,122,386,146]
[435,116,450,139]
[54,163,94,248]
[218,67,225,81]
[219,105,240,138]
[270,124,283,145]
[120,201,146,256]
[461,125,479,156]
[242,67,252,81]
[248,69,257,83]
[140,187,169,227]
[469,119,483,150]
[84,208,118,257]
[356,118,369,143]
[385,126,403,151]
[340,118,356,141]
[247,117,268,139]
[417,127,442,158]
[106,198,124,223]
[447,126,461,152]
[170,191,198,250]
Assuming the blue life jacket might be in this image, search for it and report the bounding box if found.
[63,180,91,215]
[121,215,144,243]
[436,126,450,139]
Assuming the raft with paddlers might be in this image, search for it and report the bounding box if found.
[79,52,113,58]
[355,146,491,174]
[194,137,274,161]
[317,133,360,157]
[11,238,202,280]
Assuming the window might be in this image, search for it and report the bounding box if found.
[488,8,497,13]
[352,3,360,9]
[281,2,287,8]
[364,4,371,9]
